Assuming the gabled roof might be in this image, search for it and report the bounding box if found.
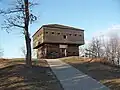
[32,24,84,37]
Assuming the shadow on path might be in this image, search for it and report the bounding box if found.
[67,61,120,90]
[46,59,109,90]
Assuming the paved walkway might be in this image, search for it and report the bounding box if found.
[46,59,110,90]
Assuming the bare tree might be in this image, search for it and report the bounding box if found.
[86,37,103,58]
[21,45,38,59]
[0,0,37,66]
[32,49,37,58]
[117,43,120,65]
[94,33,120,65]
[79,46,85,57]
[21,46,26,57]
[104,35,120,64]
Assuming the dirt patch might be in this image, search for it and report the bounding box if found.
[61,57,120,90]
[0,59,63,90]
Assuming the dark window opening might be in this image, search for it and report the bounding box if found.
[69,34,71,36]
[46,32,48,34]
[52,32,54,34]
[74,34,77,36]
[57,33,60,35]
[63,35,67,39]
[79,35,81,36]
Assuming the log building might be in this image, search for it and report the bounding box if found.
[33,24,84,58]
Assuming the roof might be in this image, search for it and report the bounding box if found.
[43,24,84,31]
[32,24,84,37]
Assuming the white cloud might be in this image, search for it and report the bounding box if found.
[107,24,120,37]
[93,24,120,39]
[83,24,120,48]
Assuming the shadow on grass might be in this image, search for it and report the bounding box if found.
[0,62,63,90]
[67,61,120,90]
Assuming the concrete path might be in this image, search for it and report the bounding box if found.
[46,59,110,90]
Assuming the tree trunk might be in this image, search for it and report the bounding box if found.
[24,0,32,66]
[25,31,32,66]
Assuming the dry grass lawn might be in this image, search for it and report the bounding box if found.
[0,58,63,90]
[61,56,120,90]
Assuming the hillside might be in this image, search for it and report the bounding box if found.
[61,56,120,90]
[0,58,63,90]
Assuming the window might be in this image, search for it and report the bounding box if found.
[63,35,67,39]
[46,32,48,34]
[57,33,60,35]
[74,34,77,36]
[73,52,75,54]
[69,34,72,36]
[52,32,54,34]
[79,35,82,36]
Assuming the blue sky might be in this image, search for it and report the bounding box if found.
[0,0,120,58]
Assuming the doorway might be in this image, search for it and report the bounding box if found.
[60,48,67,57]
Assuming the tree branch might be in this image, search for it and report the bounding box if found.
[6,18,24,28]
[0,9,23,15]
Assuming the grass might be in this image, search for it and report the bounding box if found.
[0,58,63,90]
[61,56,120,90]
